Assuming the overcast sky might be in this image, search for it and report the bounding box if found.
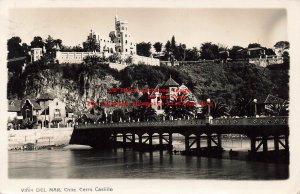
[8,8,287,49]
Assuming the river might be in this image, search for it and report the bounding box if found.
[8,137,288,179]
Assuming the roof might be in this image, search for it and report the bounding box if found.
[66,106,74,113]
[8,100,21,112]
[247,47,264,51]
[256,94,286,104]
[264,94,286,104]
[150,83,163,96]
[82,113,101,122]
[21,99,41,110]
[162,76,179,87]
[37,93,55,100]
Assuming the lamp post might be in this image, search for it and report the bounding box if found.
[205,98,211,124]
[253,99,257,117]
[207,98,211,116]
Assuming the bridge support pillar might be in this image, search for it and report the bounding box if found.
[185,135,190,152]
[196,134,201,155]
[250,137,256,153]
[169,133,173,151]
[132,133,136,146]
[114,133,117,142]
[149,133,153,146]
[123,133,127,150]
[285,134,289,152]
[217,134,222,148]
[139,134,143,145]
[262,136,268,153]
[159,133,163,150]
[274,135,279,153]
[207,134,212,148]
[196,134,200,149]
[123,133,126,144]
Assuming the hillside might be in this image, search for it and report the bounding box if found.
[7,61,289,112]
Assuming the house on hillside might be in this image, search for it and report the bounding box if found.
[7,93,73,129]
[256,94,288,116]
[7,100,22,130]
[36,93,67,128]
[150,76,200,116]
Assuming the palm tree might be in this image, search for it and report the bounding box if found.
[164,92,196,120]
[201,100,230,118]
[265,101,289,116]
[230,98,254,117]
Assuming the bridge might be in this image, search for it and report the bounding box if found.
[70,116,289,161]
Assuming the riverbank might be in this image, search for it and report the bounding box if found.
[8,128,74,150]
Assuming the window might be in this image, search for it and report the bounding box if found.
[125,34,127,37]
[56,102,58,106]
[126,49,128,52]
[122,27,124,30]
[54,109,61,117]
[125,40,127,44]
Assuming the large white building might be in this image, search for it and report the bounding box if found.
[31,15,159,66]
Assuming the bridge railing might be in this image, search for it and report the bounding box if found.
[75,119,207,129]
[75,116,288,129]
[211,116,288,126]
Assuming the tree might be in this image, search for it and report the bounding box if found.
[124,55,133,65]
[7,36,25,59]
[136,42,152,57]
[30,36,45,48]
[175,43,186,61]
[7,37,26,77]
[83,35,100,52]
[153,42,163,55]
[201,100,229,118]
[185,47,199,61]
[265,101,289,116]
[229,46,245,60]
[163,92,197,120]
[171,35,176,53]
[274,41,289,56]
[108,53,121,63]
[164,40,171,60]
[282,51,290,65]
[230,98,254,117]
[248,43,261,48]
[200,42,219,60]
[112,109,127,122]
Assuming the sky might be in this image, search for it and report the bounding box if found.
[8,8,287,49]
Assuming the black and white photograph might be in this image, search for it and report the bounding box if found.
[1,0,300,194]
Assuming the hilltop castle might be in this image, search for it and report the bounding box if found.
[31,16,159,66]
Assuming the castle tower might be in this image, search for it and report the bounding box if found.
[114,15,136,55]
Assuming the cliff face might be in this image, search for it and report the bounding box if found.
[7,61,289,113]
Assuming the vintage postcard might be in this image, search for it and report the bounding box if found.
[0,0,300,194]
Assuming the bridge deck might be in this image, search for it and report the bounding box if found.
[75,116,288,136]
[76,116,288,129]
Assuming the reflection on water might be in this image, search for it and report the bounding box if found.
[9,147,288,179]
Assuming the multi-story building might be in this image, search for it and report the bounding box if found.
[7,93,74,129]
[109,15,136,55]
[150,76,198,115]
[30,16,159,66]
[31,48,43,62]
